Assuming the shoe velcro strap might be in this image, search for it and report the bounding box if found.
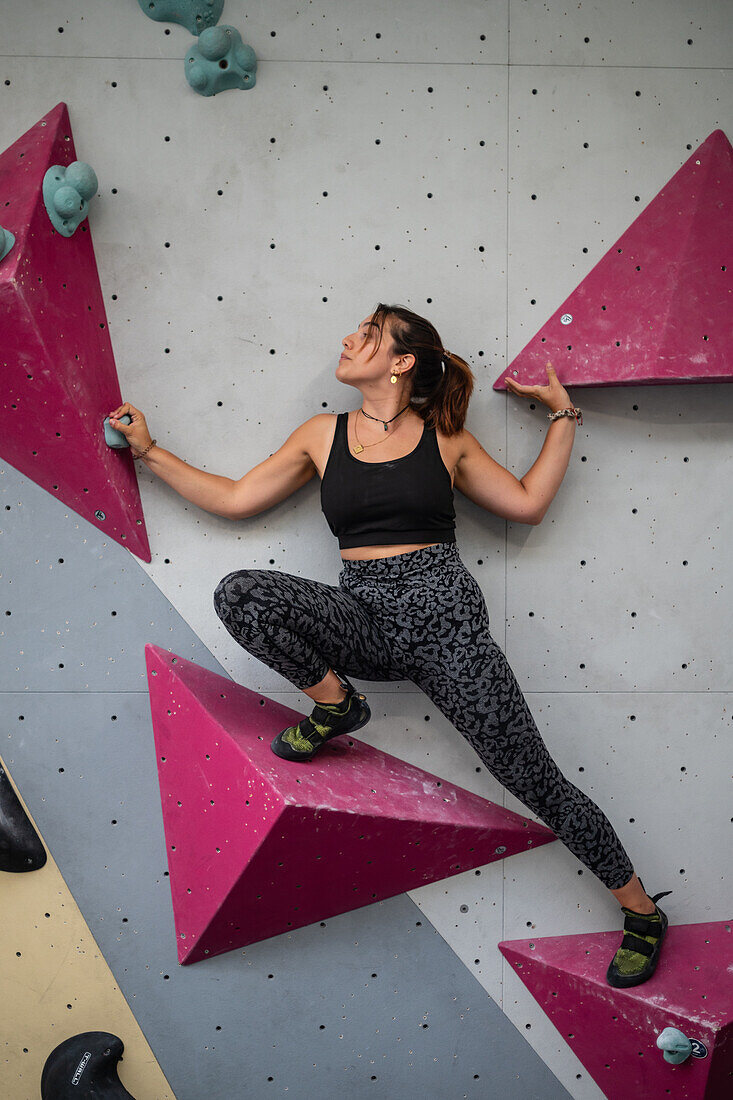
[619,933,654,956]
[297,718,322,745]
[623,912,658,936]
[312,703,345,721]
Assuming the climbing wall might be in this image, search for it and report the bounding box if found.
[1,2,731,1099]
[1,464,568,1099]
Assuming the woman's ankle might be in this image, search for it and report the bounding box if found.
[302,669,347,705]
[610,872,657,914]
[316,690,349,708]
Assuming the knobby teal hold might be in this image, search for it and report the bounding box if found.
[0,225,15,262]
[656,1027,692,1064]
[185,25,257,96]
[42,161,98,237]
[103,415,131,449]
[137,0,224,36]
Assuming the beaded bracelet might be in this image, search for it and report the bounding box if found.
[547,407,583,427]
[132,439,157,460]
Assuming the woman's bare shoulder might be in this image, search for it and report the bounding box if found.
[304,412,339,441]
[435,422,471,467]
[299,413,339,477]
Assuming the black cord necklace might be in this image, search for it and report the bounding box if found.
[359,403,412,431]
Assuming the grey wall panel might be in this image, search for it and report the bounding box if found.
[504,380,733,692]
[0,465,227,691]
[4,0,510,64]
[510,0,731,68]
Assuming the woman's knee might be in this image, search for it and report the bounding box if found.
[213,568,269,623]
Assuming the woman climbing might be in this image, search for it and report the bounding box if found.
[109,302,669,988]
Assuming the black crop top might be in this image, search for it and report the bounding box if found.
[320,412,457,550]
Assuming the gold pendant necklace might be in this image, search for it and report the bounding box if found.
[351,406,410,455]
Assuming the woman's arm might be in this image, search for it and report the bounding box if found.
[505,362,579,522]
[141,440,317,519]
[453,364,579,524]
[109,402,242,516]
[108,403,317,519]
[137,444,241,517]
[517,413,576,523]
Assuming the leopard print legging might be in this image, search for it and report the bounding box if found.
[213,541,634,889]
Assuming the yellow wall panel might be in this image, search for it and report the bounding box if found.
[0,764,175,1100]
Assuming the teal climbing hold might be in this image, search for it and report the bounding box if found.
[185,25,257,96]
[0,225,15,262]
[137,0,224,36]
[103,415,131,449]
[42,161,98,237]
[656,1026,693,1064]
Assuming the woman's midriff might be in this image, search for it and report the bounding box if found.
[340,541,441,561]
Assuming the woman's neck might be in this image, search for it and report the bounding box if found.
[356,404,416,426]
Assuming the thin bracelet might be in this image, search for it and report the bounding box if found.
[132,439,157,461]
[547,407,583,427]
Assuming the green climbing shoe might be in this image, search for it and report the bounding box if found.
[270,673,371,762]
[606,888,672,988]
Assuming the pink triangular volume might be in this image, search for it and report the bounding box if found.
[495,130,732,390]
[145,645,556,964]
[499,921,733,1099]
[0,102,150,561]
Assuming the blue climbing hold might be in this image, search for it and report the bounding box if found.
[42,161,98,237]
[103,415,132,449]
[137,0,224,36]
[656,1026,693,1064]
[185,25,257,96]
[0,225,15,262]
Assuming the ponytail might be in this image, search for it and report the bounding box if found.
[368,303,474,435]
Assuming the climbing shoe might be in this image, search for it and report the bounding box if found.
[606,887,672,988]
[270,672,370,762]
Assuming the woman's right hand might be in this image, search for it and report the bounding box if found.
[109,402,154,455]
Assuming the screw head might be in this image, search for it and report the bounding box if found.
[94,509,106,521]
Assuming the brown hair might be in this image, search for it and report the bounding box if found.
[365,303,474,436]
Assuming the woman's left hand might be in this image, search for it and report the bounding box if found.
[504,362,573,413]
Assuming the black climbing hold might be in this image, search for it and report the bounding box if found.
[41,1032,136,1099]
[0,760,47,872]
